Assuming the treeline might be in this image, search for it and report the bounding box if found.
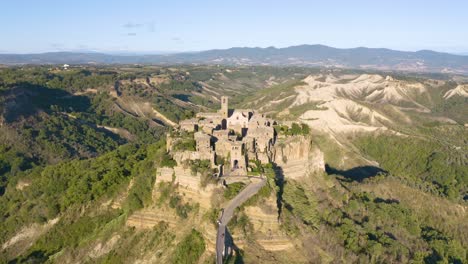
[432,96,468,124]
[153,95,194,122]
[0,140,169,247]
[354,134,467,200]
[322,192,466,263]
[172,229,206,264]
[1,76,163,155]
[25,114,121,160]
[280,176,466,263]
[275,123,310,136]
[282,180,320,229]
[0,145,33,196]
[0,67,117,93]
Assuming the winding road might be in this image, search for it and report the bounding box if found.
[216,176,267,264]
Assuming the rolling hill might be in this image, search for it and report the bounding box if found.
[2,45,468,75]
[0,65,466,263]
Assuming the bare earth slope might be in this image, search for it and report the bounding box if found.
[246,72,466,135]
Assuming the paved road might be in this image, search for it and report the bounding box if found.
[216,177,267,264]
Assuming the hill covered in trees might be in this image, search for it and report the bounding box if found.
[0,65,466,263]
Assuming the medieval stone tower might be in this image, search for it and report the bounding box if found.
[230,141,246,172]
[220,96,229,118]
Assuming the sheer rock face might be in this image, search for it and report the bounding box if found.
[274,136,325,179]
[154,166,215,209]
[172,150,213,165]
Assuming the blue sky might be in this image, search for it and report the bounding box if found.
[1,0,467,53]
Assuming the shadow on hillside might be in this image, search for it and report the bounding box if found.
[11,249,48,263]
[272,163,285,220]
[325,164,387,182]
[224,229,244,264]
[1,82,127,148]
[2,82,92,123]
[172,93,192,102]
[374,197,399,204]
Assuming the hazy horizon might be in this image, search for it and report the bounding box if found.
[2,0,468,54]
[1,43,468,56]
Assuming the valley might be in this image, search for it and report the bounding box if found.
[0,65,466,263]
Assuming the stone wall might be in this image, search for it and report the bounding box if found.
[172,150,213,164]
[173,151,200,164]
[155,166,200,188]
[230,142,246,171]
[214,138,231,157]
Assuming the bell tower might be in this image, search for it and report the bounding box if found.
[220,96,228,118]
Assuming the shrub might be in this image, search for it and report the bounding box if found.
[159,152,177,167]
[172,138,196,152]
[172,229,205,264]
[224,182,246,199]
[282,181,319,228]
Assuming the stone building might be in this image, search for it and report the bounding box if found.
[248,113,274,129]
[195,131,211,153]
[230,141,246,171]
[220,96,229,118]
[200,119,222,134]
[246,126,275,153]
[179,118,199,132]
[168,96,277,175]
[227,110,252,136]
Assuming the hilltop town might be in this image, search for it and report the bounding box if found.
[166,96,277,177]
[1,63,466,264]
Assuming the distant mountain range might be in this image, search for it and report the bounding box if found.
[1,44,468,75]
